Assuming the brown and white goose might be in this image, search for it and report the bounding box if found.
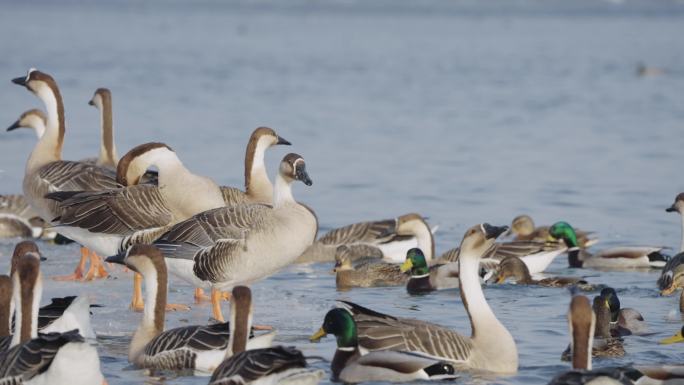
[6,108,47,138]
[148,153,317,322]
[106,245,274,373]
[80,88,119,168]
[11,69,121,281]
[339,224,518,374]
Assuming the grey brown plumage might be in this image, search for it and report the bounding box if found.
[334,246,407,288]
[209,346,313,385]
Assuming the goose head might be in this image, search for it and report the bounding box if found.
[116,142,174,186]
[279,153,312,186]
[666,193,684,214]
[88,88,111,109]
[567,295,595,370]
[599,288,621,323]
[12,251,43,346]
[11,241,44,277]
[548,221,579,248]
[310,308,357,349]
[107,244,166,277]
[6,109,47,138]
[12,69,58,98]
[492,256,531,284]
[658,256,684,296]
[228,286,253,355]
[511,215,535,237]
[333,246,354,272]
[0,275,11,337]
[660,325,684,344]
[248,126,291,150]
[459,223,508,260]
[394,213,429,235]
[400,248,429,276]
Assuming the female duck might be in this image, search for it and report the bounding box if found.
[333,245,407,289]
[508,214,597,247]
[310,308,455,382]
[340,223,518,373]
[106,244,275,373]
[489,256,595,289]
[209,286,323,385]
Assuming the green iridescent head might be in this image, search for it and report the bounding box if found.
[548,221,579,248]
[400,248,429,276]
[309,308,357,348]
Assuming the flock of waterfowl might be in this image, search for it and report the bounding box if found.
[0,67,683,384]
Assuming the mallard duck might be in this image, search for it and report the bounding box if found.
[106,245,275,372]
[548,222,668,269]
[339,223,518,373]
[333,245,407,289]
[658,253,684,315]
[660,326,684,344]
[509,214,598,248]
[310,308,456,382]
[561,293,625,360]
[209,286,323,385]
[489,256,595,289]
[600,288,648,336]
[400,248,459,294]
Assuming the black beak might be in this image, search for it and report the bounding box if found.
[6,120,21,132]
[105,253,133,271]
[482,223,508,240]
[88,100,95,106]
[276,136,291,146]
[11,76,26,86]
[39,255,47,262]
[666,204,677,213]
[296,165,312,186]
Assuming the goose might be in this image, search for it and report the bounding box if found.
[508,215,598,248]
[11,69,121,282]
[81,88,119,168]
[0,194,47,239]
[6,108,47,138]
[106,245,274,372]
[297,213,435,264]
[310,308,456,383]
[209,286,323,385]
[488,256,596,290]
[399,248,459,294]
[600,288,648,336]
[338,223,518,373]
[147,153,317,322]
[333,245,408,289]
[658,254,684,316]
[548,295,639,385]
[548,222,668,269]
[0,275,11,351]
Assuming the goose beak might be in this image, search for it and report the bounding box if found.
[11,76,26,86]
[276,136,291,146]
[400,259,413,273]
[660,330,684,344]
[88,99,95,106]
[666,204,677,213]
[105,253,136,272]
[310,327,327,342]
[6,120,21,132]
[296,167,312,186]
[482,224,508,240]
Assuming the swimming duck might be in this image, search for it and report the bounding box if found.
[548,222,668,269]
[310,308,456,382]
[0,252,105,385]
[660,326,684,345]
[106,245,275,372]
[561,293,625,360]
[149,153,317,322]
[600,288,648,336]
[489,256,595,289]
[658,253,684,315]
[340,223,518,373]
[333,245,407,289]
[400,248,459,294]
[509,214,598,248]
[11,69,121,282]
[209,286,323,385]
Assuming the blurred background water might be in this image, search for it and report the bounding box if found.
[0,0,683,384]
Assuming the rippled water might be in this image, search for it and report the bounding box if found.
[1,0,684,384]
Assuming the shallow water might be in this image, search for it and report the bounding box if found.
[1,0,684,384]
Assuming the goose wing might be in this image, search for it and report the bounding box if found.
[38,161,120,192]
[47,184,173,234]
[209,346,307,385]
[318,218,396,245]
[219,186,249,207]
[0,330,83,381]
[144,323,231,357]
[339,301,472,363]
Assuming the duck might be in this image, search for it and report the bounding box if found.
[561,293,625,360]
[0,194,47,239]
[333,245,408,289]
[148,153,317,322]
[660,326,684,344]
[548,221,668,269]
[600,288,648,336]
[209,286,323,385]
[296,213,435,264]
[106,245,275,373]
[658,253,684,316]
[310,308,456,383]
[338,223,518,373]
[400,248,459,294]
[508,214,598,248]
[11,69,121,282]
[0,252,105,385]
[549,295,639,385]
[488,256,596,289]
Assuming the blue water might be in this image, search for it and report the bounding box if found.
[1,0,684,384]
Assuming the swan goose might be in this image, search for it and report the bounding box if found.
[310,308,456,382]
[0,252,105,385]
[548,222,667,269]
[11,69,120,282]
[297,213,435,264]
[338,223,518,374]
[80,88,119,168]
[147,153,317,322]
[508,214,598,248]
[209,286,323,385]
[106,245,274,373]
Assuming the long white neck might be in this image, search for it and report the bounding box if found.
[29,118,46,139]
[26,85,62,174]
[414,222,434,260]
[273,173,295,208]
[11,273,41,347]
[130,267,162,363]
[246,137,273,203]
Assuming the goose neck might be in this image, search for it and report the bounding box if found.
[27,85,64,173]
[11,271,41,347]
[414,219,435,260]
[130,267,165,362]
[571,319,593,370]
[228,300,252,357]
[97,98,118,167]
[273,173,295,208]
[244,136,273,203]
